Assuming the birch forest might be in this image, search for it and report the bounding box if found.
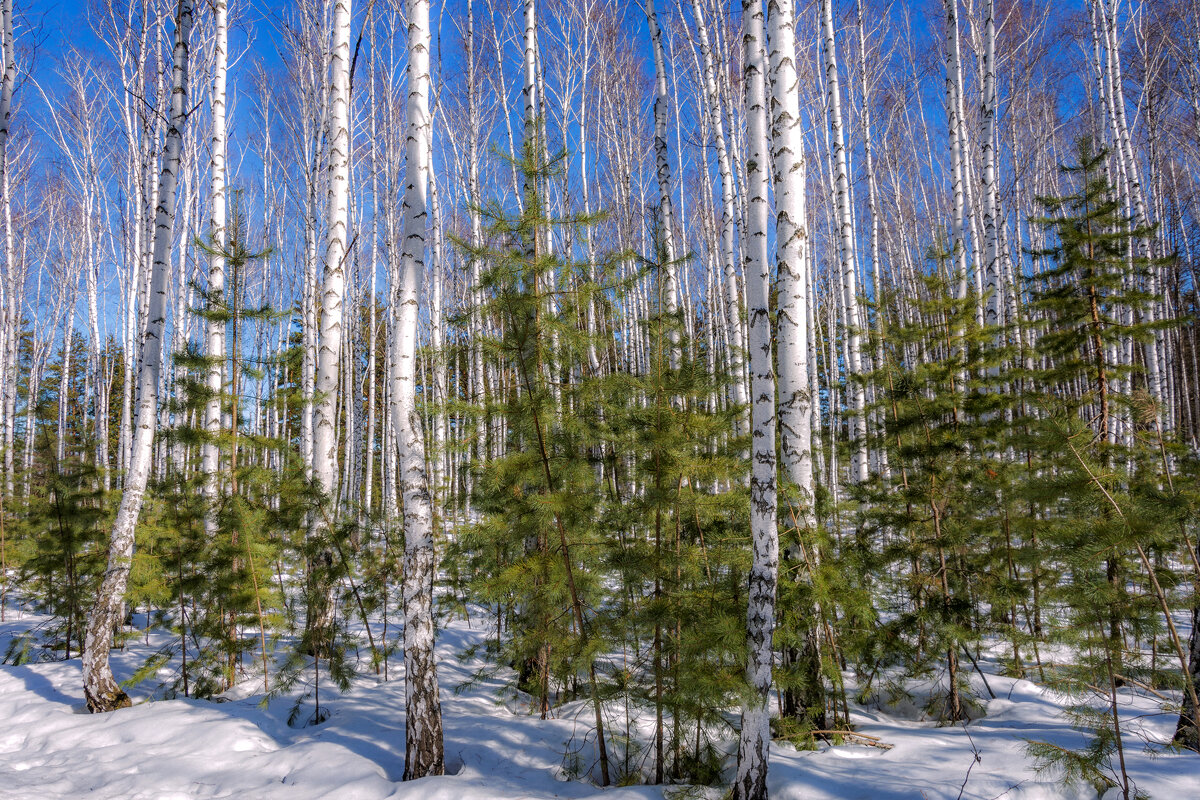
[2,1,1200,798]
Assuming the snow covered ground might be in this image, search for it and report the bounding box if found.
[1,602,1197,800]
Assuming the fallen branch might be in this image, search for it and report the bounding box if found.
[807,729,895,750]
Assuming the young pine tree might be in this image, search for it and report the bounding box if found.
[452,137,614,784]
[598,218,749,783]
[858,268,1015,723]
[142,201,296,698]
[1023,139,1195,796]
[7,333,107,664]
[13,457,107,662]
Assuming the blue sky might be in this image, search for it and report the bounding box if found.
[12,0,1096,343]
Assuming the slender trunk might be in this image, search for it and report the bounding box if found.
[58,317,73,464]
[981,0,1000,329]
[769,0,823,730]
[0,0,14,502]
[820,0,868,484]
[734,4,778,799]
[944,0,970,372]
[83,0,193,713]
[646,0,679,329]
[365,36,379,514]
[857,0,889,480]
[315,0,352,505]
[466,0,486,504]
[202,0,228,537]
[689,0,747,421]
[397,0,444,779]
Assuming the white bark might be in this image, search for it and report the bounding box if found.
[689,0,747,419]
[856,0,888,480]
[733,3,778,799]
[115,14,164,483]
[57,303,74,465]
[315,0,352,503]
[397,0,444,779]
[1092,0,1165,424]
[365,21,381,516]
[645,0,678,322]
[83,0,193,713]
[428,148,447,500]
[768,0,812,517]
[523,0,539,140]
[820,0,868,484]
[466,0,486,498]
[981,0,1000,329]
[202,0,229,533]
[0,0,14,500]
[944,0,969,301]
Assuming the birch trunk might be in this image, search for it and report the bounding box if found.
[87,193,107,487]
[645,0,679,323]
[57,308,74,465]
[820,0,868,484]
[770,0,828,731]
[365,23,381,515]
[689,0,747,419]
[980,0,1001,331]
[769,0,812,520]
[301,183,318,478]
[82,0,192,713]
[850,0,886,480]
[428,151,447,501]
[202,0,228,534]
[944,0,969,301]
[0,0,14,501]
[734,3,778,799]
[1093,0,1165,424]
[943,0,975,396]
[466,0,486,502]
[523,0,538,141]
[397,0,444,779]
[316,0,352,503]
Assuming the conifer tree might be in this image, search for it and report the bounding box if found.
[454,141,754,787]
[600,220,749,783]
[859,268,1013,722]
[6,333,107,665]
[143,201,298,698]
[1026,139,1167,449]
[454,137,613,784]
[1023,139,1196,794]
[13,457,106,662]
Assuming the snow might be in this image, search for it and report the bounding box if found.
[1,604,1197,799]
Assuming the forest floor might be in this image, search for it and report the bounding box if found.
[1,597,1197,800]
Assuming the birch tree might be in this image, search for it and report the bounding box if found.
[645,0,678,325]
[768,0,823,729]
[820,0,868,485]
[689,0,747,418]
[396,0,444,779]
[769,0,813,534]
[1090,0,1166,427]
[202,0,229,533]
[733,2,778,798]
[980,0,1000,329]
[0,0,15,502]
[82,0,193,713]
[314,0,351,511]
[277,0,328,481]
[943,0,972,326]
